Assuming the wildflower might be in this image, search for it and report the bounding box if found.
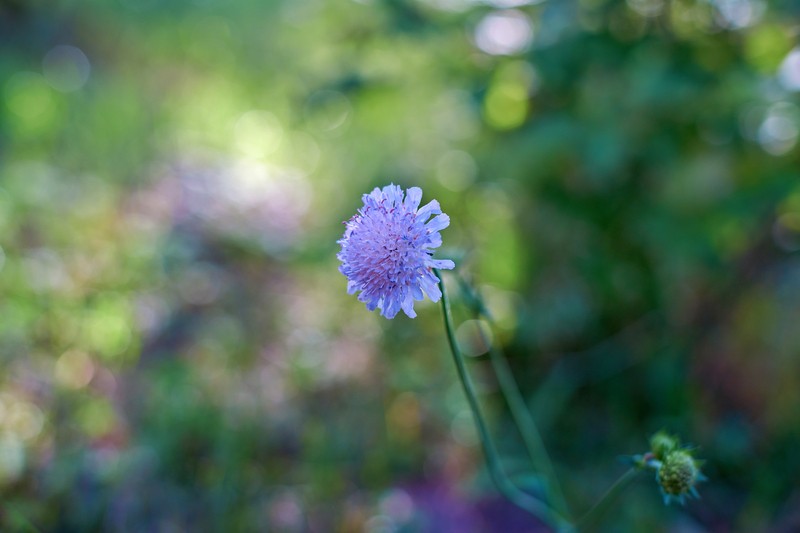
[338,184,455,319]
[656,449,706,505]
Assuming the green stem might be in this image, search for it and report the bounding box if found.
[457,273,570,518]
[484,330,571,517]
[574,468,639,531]
[435,269,571,531]
[2,502,42,533]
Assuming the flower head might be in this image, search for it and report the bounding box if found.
[338,184,455,319]
[656,449,706,505]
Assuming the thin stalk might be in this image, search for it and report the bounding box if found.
[574,468,639,531]
[456,272,569,518]
[435,269,571,531]
[2,502,42,533]
[484,335,571,518]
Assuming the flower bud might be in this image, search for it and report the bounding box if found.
[649,431,679,461]
[657,450,704,505]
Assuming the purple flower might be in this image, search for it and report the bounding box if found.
[338,184,455,319]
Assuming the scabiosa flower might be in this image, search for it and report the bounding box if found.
[338,184,455,319]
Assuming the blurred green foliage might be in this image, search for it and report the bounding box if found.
[1,0,800,531]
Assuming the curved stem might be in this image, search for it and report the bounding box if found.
[458,272,569,518]
[574,468,639,531]
[435,269,571,531]
[456,273,569,515]
[485,334,571,517]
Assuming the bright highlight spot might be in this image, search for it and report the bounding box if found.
[757,103,799,155]
[778,47,800,92]
[455,319,493,357]
[744,24,792,72]
[713,0,765,29]
[84,295,133,360]
[43,45,91,92]
[5,401,44,441]
[4,72,57,133]
[234,110,283,158]
[55,349,96,389]
[474,10,533,56]
[483,61,537,130]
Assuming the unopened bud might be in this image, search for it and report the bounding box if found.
[657,450,704,505]
[649,431,679,461]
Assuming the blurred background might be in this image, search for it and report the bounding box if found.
[1,0,800,531]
